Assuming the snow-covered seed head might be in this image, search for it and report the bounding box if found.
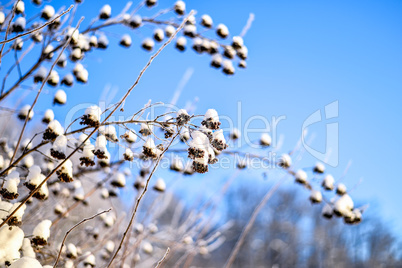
[336,183,347,196]
[15,1,25,14]
[333,194,354,217]
[183,162,195,175]
[142,38,155,51]
[98,151,111,167]
[222,60,235,75]
[54,203,66,215]
[309,190,322,204]
[134,223,144,234]
[99,4,111,19]
[183,24,196,37]
[176,109,190,126]
[60,74,73,87]
[22,154,34,169]
[66,27,79,44]
[153,178,166,192]
[170,158,184,172]
[322,174,335,191]
[79,144,95,167]
[134,176,146,190]
[211,53,223,68]
[24,165,43,191]
[232,36,244,49]
[313,162,325,174]
[103,125,118,142]
[120,34,132,47]
[73,68,87,84]
[237,158,248,169]
[122,130,137,143]
[55,53,67,68]
[12,38,23,50]
[183,235,193,245]
[43,120,64,140]
[176,36,187,51]
[216,23,229,38]
[224,46,236,59]
[111,173,126,188]
[201,14,213,28]
[229,128,240,140]
[322,203,333,219]
[70,48,83,61]
[344,208,362,225]
[201,109,221,130]
[237,45,248,60]
[238,60,247,69]
[93,135,108,159]
[43,44,54,60]
[123,148,134,161]
[142,241,153,254]
[146,0,157,7]
[18,105,34,121]
[50,135,67,160]
[165,25,176,37]
[153,28,165,42]
[41,109,54,124]
[148,223,158,234]
[47,70,59,86]
[31,31,43,43]
[33,180,49,200]
[192,37,203,53]
[0,171,20,200]
[31,219,52,246]
[192,153,209,173]
[139,123,153,136]
[0,12,5,25]
[66,243,78,259]
[294,169,307,185]
[73,186,85,201]
[278,154,292,168]
[53,89,67,105]
[73,63,84,75]
[97,35,109,49]
[260,133,272,146]
[87,36,97,48]
[12,17,26,33]
[41,5,55,20]
[211,130,228,151]
[56,159,73,182]
[174,0,186,15]
[83,252,96,267]
[80,105,101,128]
[128,15,142,28]
[180,127,190,142]
[142,138,159,159]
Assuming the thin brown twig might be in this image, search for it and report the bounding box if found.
[0,0,20,63]
[53,208,112,267]
[0,5,74,45]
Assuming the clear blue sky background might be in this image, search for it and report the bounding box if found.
[3,0,401,233]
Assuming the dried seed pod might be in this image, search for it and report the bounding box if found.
[128,15,142,28]
[322,174,335,191]
[183,24,196,37]
[176,36,187,51]
[211,54,223,68]
[53,89,67,105]
[97,35,109,49]
[278,154,292,168]
[309,190,322,204]
[238,60,247,69]
[174,0,186,15]
[294,169,307,185]
[12,17,26,33]
[43,120,64,141]
[34,67,47,83]
[165,25,176,37]
[201,14,213,28]
[201,109,221,130]
[336,183,347,196]
[153,28,165,42]
[120,34,132,47]
[99,4,111,19]
[31,220,52,246]
[122,130,137,143]
[0,171,20,200]
[56,159,73,182]
[142,38,155,51]
[313,162,325,174]
[216,23,229,38]
[41,5,55,20]
[146,0,157,7]
[18,105,34,121]
[232,36,244,49]
[222,60,235,75]
[81,105,102,127]
[47,70,59,86]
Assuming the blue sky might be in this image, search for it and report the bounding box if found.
[3,0,402,233]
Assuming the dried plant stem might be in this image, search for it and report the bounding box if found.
[155,247,170,268]
[224,177,285,268]
[107,131,181,268]
[9,17,83,166]
[53,208,112,267]
[0,5,74,45]
[0,0,20,63]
